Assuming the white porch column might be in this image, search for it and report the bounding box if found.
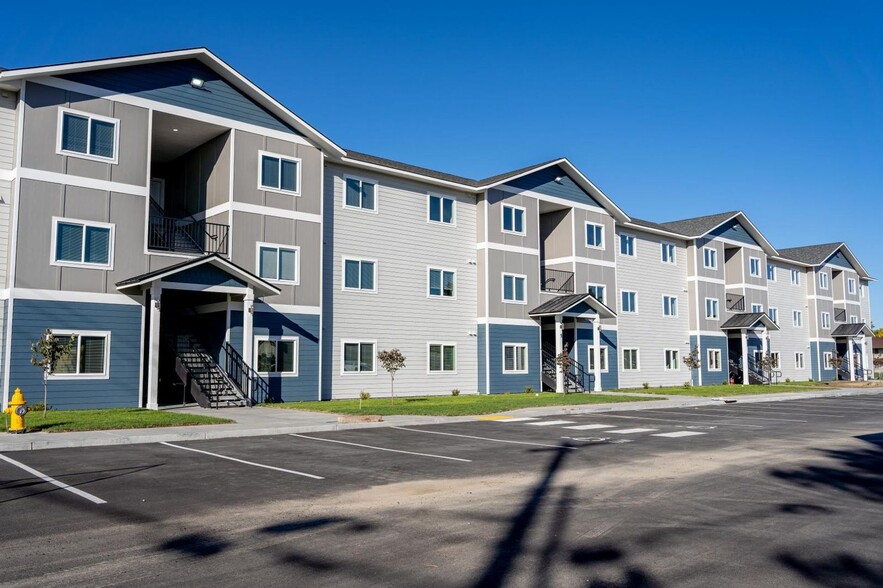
[242,287,255,401]
[554,315,564,393]
[861,338,870,381]
[762,328,769,364]
[592,319,602,392]
[146,283,162,410]
[848,339,856,381]
[741,330,749,386]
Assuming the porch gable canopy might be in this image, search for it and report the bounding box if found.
[528,293,617,319]
[831,323,874,338]
[719,312,780,331]
[115,254,281,297]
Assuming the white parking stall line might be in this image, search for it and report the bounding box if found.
[612,412,763,428]
[160,442,324,479]
[650,409,807,423]
[652,431,707,438]
[0,453,107,505]
[563,424,616,430]
[526,420,576,426]
[608,428,658,434]
[492,417,541,423]
[390,427,576,449]
[289,434,472,462]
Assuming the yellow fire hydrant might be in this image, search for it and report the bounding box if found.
[4,388,28,434]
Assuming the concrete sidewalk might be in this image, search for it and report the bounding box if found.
[1,386,880,452]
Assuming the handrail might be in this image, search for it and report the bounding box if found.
[541,344,594,392]
[726,294,745,311]
[222,342,270,405]
[148,214,229,255]
[541,268,575,294]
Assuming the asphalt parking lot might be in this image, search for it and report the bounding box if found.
[2,394,882,587]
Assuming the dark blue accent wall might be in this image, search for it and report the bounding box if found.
[504,165,603,208]
[9,299,142,409]
[826,250,855,271]
[575,326,619,390]
[487,324,541,394]
[810,341,837,381]
[62,59,299,135]
[691,335,729,386]
[708,219,760,247]
[477,324,486,394]
[164,264,247,288]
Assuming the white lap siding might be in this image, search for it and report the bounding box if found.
[767,261,810,381]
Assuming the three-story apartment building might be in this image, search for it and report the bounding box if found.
[0,49,874,410]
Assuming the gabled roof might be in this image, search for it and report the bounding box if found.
[657,211,778,255]
[831,323,874,338]
[624,217,688,238]
[776,242,872,279]
[528,293,617,319]
[0,47,345,157]
[719,312,780,331]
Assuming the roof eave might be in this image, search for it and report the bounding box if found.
[336,155,479,192]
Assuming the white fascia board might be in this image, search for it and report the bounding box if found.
[336,157,478,193]
[823,243,872,280]
[620,222,687,241]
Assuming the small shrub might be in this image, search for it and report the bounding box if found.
[524,386,535,394]
[642,382,649,389]
[683,381,693,389]
[29,402,51,413]
[785,377,791,383]
[358,390,370,409]
[451,388,460,397]
[722,380,728,385]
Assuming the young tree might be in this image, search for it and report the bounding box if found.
[377,349,406,404]
[30,329,76,417]
[682,346,701,380]
[555,343,573,392]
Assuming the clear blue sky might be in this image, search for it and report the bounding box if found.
[5,1,882,323]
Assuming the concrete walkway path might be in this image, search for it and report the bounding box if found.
[1,386,880,452]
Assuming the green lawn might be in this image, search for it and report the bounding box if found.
[264,392,658,417]
[623,383,830,397]
[1,408,233,433]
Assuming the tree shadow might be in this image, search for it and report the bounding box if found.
[777,552,883,588]
[158,533,230,557]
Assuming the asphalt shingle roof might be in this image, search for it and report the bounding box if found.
[529,294,594,316]
[831,323,870,338]
[628,217,687,236]
[720,312,769,330]
[777,243,843,266]
[658,211,740,237]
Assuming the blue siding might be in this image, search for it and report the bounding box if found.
[62,60,299,135]
[164,264,247,289]
[691,335,729,386]
[0,300,7,397]
[826,250,855,271]
[575,326,619,390]
[810,341,837,381]
[477,324,486,394]
[708,219,760,247]
[9,299,142,409]
[230,310,319,402]
[487,324,541,394]
[504,165,603,208]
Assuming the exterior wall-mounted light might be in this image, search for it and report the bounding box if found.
[190,77,205,89]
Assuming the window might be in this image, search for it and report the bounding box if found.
[503,343,528,373]
[257,243,298,283]
[819,272,829,290]
[502,205,526,235]
[791,269,801,285]
[823,352,833,370]
[428,343,456,373]
[588,346,608,372]
[768,307,778,325]
[795,353,805,369]
[619,233,635,256]
[343,259,376,291]
[428,195,455,224]
[502,274,527,303]
[50,331,109,378]
[664,349,680,371]
[793,310,803,327]
[585,222,604,249]
[751,303,763,313]
[767,264,776,281]
[586,284,606,304]
[749,257,761,277]
[661,242,676,264]
[344,176,377,211]
[703,246,718,270]
[705,298,720,320]
[820,312,831,329]
[850,315,858,324]
[622,348,640,371]
[769,352,780,369]
[428,268,456,298]
[259,152,300,194]
[342,341,375,373]
[621,290,638,313]
[707,349,722,372]
[255,337,298,375]
[52,218,113,268]
[847,278,856,295]
[57,109,118,162]
[663,296,678,317]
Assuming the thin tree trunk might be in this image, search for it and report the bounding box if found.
[43,370,48,418]
[390,374,395,404]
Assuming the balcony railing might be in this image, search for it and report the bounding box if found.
[726,293,745,311]
[834,308,847,323]
[148,215,229,256]
[541,268,574,294]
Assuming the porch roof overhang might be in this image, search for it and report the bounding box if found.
[528,293,617,319]
[831,323,874,338]
[720,312,780,331]
[115,254,281,297]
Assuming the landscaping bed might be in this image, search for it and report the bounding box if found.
[1,408,233,433]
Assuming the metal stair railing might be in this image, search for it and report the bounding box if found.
[542,343,594,393]
[222,342,270,405]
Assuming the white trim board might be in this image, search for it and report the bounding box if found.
[18,167,148,197]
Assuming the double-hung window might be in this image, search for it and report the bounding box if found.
[819,272,829,290]
[621,291,638,313]
[823,352,833,370]
[344,177,377,211]
[619,233,635,256]
[502,273,527,303]
[586,284,606,304]
[791,269,801,285]
[847,278,856,295]
[661,242,676,264]
[703,247,718,270]
[259,152,300,194]
[751,303,763,313]
[50,331,109,378]
[588,346,608,372]
[749,257,761,277]
[503,343,528,373]
[622,348,639,371]
[820,312,831,329]
[343,259,376,291]
[850,315,858,324]
[58,109,118,162]
[502,205,526,235]
[768,307,778,325]
[257,243,298,283]
[52,218,113,269]
[664,349,680,371]
[256,337,298,375]
[428,268,455,298]
[707,349,722,372]
[428,195,454,224]
[663,295,678,317]
[343,341,375,373]
[428,343,456,373]
[585,222,604,249]
[767,263,776,281]
[705,298,720,320]
[795,352,805,369]
[793,310,803,327]
[769,352,780,369]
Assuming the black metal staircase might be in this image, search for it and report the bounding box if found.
[541,343,595,393]
[169,334,257,408]
[728,357,781,385]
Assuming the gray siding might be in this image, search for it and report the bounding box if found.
[0,90,17,170]
[767,260,810,381]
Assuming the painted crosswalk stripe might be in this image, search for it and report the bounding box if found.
[526,420,576,426]
[563,424,615,430]
[608,428,658,434]
[491,417,540,423]
[652,431,707,438]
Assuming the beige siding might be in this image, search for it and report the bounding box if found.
[767,261,810,381]
[0,90,17,170]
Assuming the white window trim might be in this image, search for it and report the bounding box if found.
[622,348,640,371]
[257,150,302,196]
[660,241,676,264]
[502,342,529,374]
[50,216,115,270]
[751,303,764,313]
[255,242,300,285]
[819,272,829,290]
[795,352,805,370]
[664,348,680,371]
[254,335,299,377]
[705,297,720,320]
[768,307,779,325]
[501,272,528,304]
[340,340,377,375]
[586,283,606,305]
[587,344,609,373]
[662,295,679,317]
[703,246,718,270]
[620,290,639,314]
[584,221,605,250]
[767,264,776,282]
[426,194,456,226]
[849,315,858,324]
[341,257,378,293]
[707,348,723,372]
[793,310,803,327]
[619,233,637,257]
[56,107,120,164]
[47,330,111,380]
[791,269,801,286]
[426,342,457,374]
[749,256,761,277]
[427,267,457,300]
[847,278,856,295]
[821,312,831,330]
[769,352,780,369]
[823,352,833,370]
[342,174,379,213]
[501,204,527,236]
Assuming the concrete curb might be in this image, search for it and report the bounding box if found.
[1,387,880,452]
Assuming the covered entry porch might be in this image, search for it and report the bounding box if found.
[832,323,874,381]
[720,312,780,385]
